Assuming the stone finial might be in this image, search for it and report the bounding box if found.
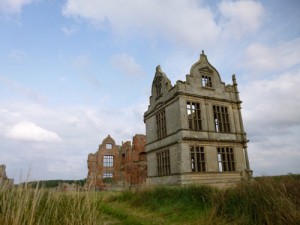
[156,65,161,72]
[232,74,237,85]
[200,50,207,61]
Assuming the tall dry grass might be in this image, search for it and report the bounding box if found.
[0,175,299,225]
[213,175,300,225]
[110,175,300,225]
[0,182,110,225]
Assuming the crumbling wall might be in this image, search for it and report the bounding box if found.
[0,164,14,186]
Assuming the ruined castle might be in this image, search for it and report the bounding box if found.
[86,52,252,190]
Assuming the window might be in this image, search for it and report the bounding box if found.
[157,149,170,176]
[106,143,112,149]
[154,77,162,97]
[103,172,113,183]
[103,155,114,167]
[156,82,162,96]
[156,110,167,139]
[187,101,202,130]
[217,147,235,172]
[213,105,230,133]
[202,75,212,87]
[190,146,205,172]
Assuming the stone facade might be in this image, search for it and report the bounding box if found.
[0,164,14,186]
[144,51,252,188]
[86,134,147,190]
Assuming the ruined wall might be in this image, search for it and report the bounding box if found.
[122,134,147,186]
[0,164,13,186]
[86,135,121,190]
[86,134,147,190]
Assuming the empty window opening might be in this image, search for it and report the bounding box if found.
[139,152,147,161]
[106,143,112,149]
[103,155,114,167]
[213,105,230,133]
[156,110,167,139]
[157,149,170,176]
[187,101,202,131]
[103,172,113,183]
[190,146,205,172]
[217,147,235,172]
[202,75,212,87]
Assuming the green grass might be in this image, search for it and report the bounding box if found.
[1,175,299,225]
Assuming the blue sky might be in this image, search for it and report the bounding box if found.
[0,0,299,182]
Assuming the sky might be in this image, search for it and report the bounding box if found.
[0,0,299,182]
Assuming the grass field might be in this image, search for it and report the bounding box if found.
[0,175,299,225]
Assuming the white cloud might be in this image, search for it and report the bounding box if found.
[5,121,62,142]
[243,38,300,74]
[0,0,34,14]
[62,0,267,49]
[242,69,300,128]
[218,0,265,38]
[110,53,145,76]
[0,99,146,181]
[241,68,300,175]
[62,0,220,49]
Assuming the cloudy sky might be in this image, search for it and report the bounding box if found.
[0,0,299,182]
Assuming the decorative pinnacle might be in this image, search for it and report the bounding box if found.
[232,74,237,85]
[156,65,161,72]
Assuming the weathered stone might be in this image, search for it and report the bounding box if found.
[0,164,14,186]
[144,51,252,188]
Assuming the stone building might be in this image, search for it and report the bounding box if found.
[0,164,14,186]
[86,134,147,190]
[144,51,252,187]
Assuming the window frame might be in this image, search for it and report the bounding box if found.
[154,76,162,97]
[187,101,202,131]
[156,110,167,139]
[157,149,170,176]
[202,75,212,87]
[103,172,113,183]
[106,143,112,149]
[213,105,230,133]
[217,147,236,172]
[190,146,206,172]
[103,155,114,167]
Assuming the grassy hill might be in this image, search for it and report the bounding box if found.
[1,175,299,225]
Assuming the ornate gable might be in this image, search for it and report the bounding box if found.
[189,51,222,88]
[151,65,172,100]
